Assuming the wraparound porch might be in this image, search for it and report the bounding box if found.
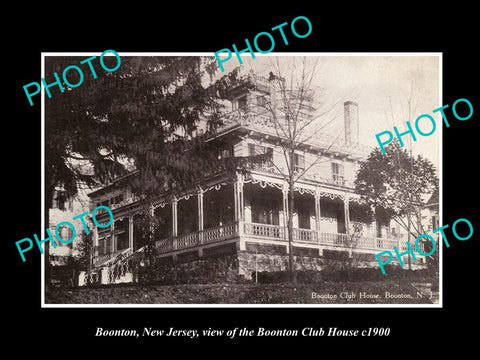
[154,220,419,257]
[91,172,421,268]
[85,169,427,286]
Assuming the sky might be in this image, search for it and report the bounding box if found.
[216,53,441,172]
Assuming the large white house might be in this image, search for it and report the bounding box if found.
[80,72,430,286]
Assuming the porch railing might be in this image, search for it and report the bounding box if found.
[81,246,142,286]
[155,222,239,252]
[293,228,317,243]
[318,232,349,246]
[81,222,425,286]
[203,222,239,243]
[244,222,285,239]
[153,222,420,255]
[92,248,133,268]
[177,232,199,249]
[372,237,399,250]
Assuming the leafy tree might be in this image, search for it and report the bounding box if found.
[354,139,438,269]
[44,56,240,288]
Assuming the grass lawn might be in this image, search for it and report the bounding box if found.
[45,280,436,305]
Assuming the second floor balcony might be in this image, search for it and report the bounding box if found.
[219,109,371,157]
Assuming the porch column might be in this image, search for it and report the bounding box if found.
[197,189,204,254]
[197,189,204,231]
[315,186,321,232]
[172,198,178,237]
[234,174,246,248]
[372,218,380,249]
[128,216,133,248]
[344,192,353,257]
[282,181,290,245]
[234,173,244,221]
[234,182,237,221]
[110,218,115,253]
[92,226,98,267]
[344,192,350,235]
[149,205,155,247]
[282,181,289,232]
[282,182,291,254]
[315,186,323,255]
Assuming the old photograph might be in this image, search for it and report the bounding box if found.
[42,54,441,306]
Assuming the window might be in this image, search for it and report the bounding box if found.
[98,236,110,255]
[97,238,104,255]
[97,228,111,255]
[222,148,231,159]
[257,95,266,107]
[249,144,271,157]
[331,163,344,184]
[97,195,125,210]
[251,197,279,225]
[116,232,128,251]
[56,225,74,246]
[97,199,110,208]
[248,143,256,157]
[249,144,273,168]
[112,194,124,205]
[237,96,247,110]
[52,190,73,211]
[294,154,305,173]
[263,147,273,168]
[52,190,67,210]
[296,202,311,229]
[218,146,233,160]
[114,219,129,251]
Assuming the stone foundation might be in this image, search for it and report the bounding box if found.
[138,253,240,285]
[141,241,427,284]
[238,251,326,279]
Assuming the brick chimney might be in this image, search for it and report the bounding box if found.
[344,101,359,144]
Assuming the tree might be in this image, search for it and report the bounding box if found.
[44,56,240,289]
[354,139,439,269]
[366,68,439,271]
[240,57,355,282]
